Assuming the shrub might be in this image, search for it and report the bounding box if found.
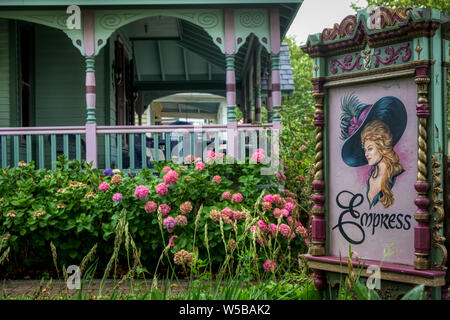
[0,155,308,277]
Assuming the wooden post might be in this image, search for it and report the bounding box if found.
[269,8,281,123]
[225,8,238,160]
[84,10,97,168]
[255,45,262,123]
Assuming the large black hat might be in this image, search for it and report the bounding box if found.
[340,95,407,167]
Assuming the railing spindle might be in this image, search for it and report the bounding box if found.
[190,132,195,157]
[38,135,44,169]
[141,133,147,169]
[202,132,207,161]
[13,136,19,165]
[1,136,6,167]
[26,135,32,163]
[239,131,245,161]
[117,134,122,170]
[76,135,81,162]
[165,133,171,162]
[105,134,111,169]
[154,133,159,162]
[214,132,219,155]
[249,130,257,160]
[178,136,183,163]
[129,134,135,170]
[63,135,69,168]
[50,134,56,170]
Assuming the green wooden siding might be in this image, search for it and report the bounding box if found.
[34,24,106,126]
[33,24,107,167]
[0,19,10,127]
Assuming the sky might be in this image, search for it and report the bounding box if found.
[286,0,368,44]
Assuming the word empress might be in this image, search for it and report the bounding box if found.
[332,190,412,244]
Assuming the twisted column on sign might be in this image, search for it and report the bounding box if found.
[413,65,431,270]
[310,81,325,256]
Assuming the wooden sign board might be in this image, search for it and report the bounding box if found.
[301,7,449,299]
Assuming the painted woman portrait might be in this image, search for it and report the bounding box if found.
[340,94,407,209]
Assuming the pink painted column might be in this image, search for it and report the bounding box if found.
[267,72,273,122]
[225,8,238,160]
[255,46,262,123]
[84,10,97,168]
[269,8,281,122]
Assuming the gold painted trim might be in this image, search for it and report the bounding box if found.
[305,260,446,287]
[431,155,448,271]
[324,69,414,88]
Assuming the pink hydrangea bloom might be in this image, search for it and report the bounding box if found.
[281,209,290,217]
[99,182,110,192]
[263,259,277,273]
[206,150,215,158]
[175,215,188,226]
[169,235,178,247]
[159,204,171,216]
[221,207,234,218]
[263,194,274,203]
[269,223,278,235]
[134,185,149,199]
[145,201,157,213]
[156,183,168,196]
[112,193,122,202]
[233,210,246,220]
[257,220,268,231]
[284,202,294,212]
[286,216,294,225]
[162,166,171,172]
[279,224,292,238]
[212,175,222,183]
[251,149,265,163]
[163,216,176,229]
[195,162,205,171]
[273,194,281,204]
[273,208,282,219]
[232,193,243,203]
[180,201,193,214]
[221,191,231,200]
[276,172,287,181]
[163,170,178,185]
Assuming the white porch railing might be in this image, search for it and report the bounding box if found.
[0,123,280,171]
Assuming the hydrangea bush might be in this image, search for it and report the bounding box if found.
[0,154,309,276]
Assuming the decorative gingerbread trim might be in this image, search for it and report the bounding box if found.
[302,8,442,58]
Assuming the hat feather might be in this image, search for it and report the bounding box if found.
[340,93,367,141]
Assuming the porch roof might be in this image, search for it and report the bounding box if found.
[0,1,303,41]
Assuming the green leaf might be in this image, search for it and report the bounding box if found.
[401,284,426,300]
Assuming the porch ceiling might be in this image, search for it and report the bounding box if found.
[129,17,255,101]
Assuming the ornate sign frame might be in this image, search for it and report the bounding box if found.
[301,7,449,299]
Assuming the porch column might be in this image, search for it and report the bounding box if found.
[255,46,262,123]
[225,8,238,160]
[248,64,255,123]
[269,8,281,123]
[84,10,97,168]
[267,71,273,123]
